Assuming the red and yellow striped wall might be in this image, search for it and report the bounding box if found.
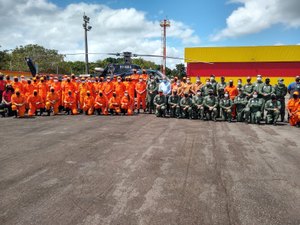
[185,45,300,84]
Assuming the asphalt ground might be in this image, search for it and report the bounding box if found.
[0,114,300,225]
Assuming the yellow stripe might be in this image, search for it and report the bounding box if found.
[190,76,295,86]
[185,45,300,63]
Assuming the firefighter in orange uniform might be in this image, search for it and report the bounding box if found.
[121,91,133,115]
[27,90,45,116]
[141,70,148,82]
[52,77,62,108]
[79,78,89,111]
[38,77,49,104]
[225,80,238,118]
[103,77,115,100]
[46,87,60,116]
[83,91,95,115]
[114,77,126,98]
[32,77,39,91]
[24,79,35,99]
[12,76,24,94]
[131,69,140,87]
[20,75,27,86]
[64,90,78,115]
[94,91,108,115]
[11,89,26,118]
[135,76,147,113]
[108,92,121,115]
[287,91,300,126]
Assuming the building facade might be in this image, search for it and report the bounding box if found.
[185,45,300,84]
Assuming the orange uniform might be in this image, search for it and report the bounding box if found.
[11,93,26,117]
[52,81,62,106]
[46,91,60,115]
[141,71,148,82]
[94,93,108,115]
[79,83,90,109]
[225,85,238,100]
[103,81,115,100]
[38,81,49,103]
[135,80,147,110]
[287,98,300,126]
[27,93,45,116]
[12,81,24,94]
[125,81,135,99]
[24,83,35,99]
[121,95,133,115]
[108,95,121,114]
[64,93,78,115]
[114,81,126,98]
[225,85,238,118]
[131,72,140,87]
[83,94,95,115]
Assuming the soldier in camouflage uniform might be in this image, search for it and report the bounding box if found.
[153,90,166,117]
[203,89,218,121]
[274,78,287,122]
[192,90,204,119]
[219,91,233,122]
[180,92,193,119]
[234,89,248,122]
[201,79,214,96]
[245,91,263,124]
[243,77,254,99]
[264,94,281,125]
[216,76,227,98]
[260,77,274,119]
[147,75,158,114]
[168,89,180,118]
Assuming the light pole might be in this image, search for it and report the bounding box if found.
[83,13,92,74]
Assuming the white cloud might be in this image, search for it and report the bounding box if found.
[211,0,300,41]
[0,0,200,69]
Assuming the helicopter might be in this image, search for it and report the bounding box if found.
[25,51,212,80]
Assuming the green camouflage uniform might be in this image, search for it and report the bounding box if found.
[192,95,204,119]
[220,98,233,122]
[147,80,158,113]
[274,83,287,121]
[245,98,263,124]
[153,94,166,117]
[242,83,254,98]
[264,99,281,125]
[168,94,180,118]
[180,96,193,119]
[203,95,218,121]
[233,94,248,122]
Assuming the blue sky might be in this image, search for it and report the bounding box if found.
[0,0,299,67]
[50,0,300,47]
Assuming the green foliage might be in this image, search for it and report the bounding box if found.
[1,44,186,76]
[0,46,11,70]
[10,44,64,73]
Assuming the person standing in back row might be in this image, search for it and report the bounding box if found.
[135,76,147,113]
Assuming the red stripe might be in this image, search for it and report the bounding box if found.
[187,62,300,77]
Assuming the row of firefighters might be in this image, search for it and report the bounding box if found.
[0,72,300,126]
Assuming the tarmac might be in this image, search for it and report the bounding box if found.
[0,114,300,225]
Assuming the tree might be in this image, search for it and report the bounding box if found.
[0,46,11,70]
[10,44,64,73]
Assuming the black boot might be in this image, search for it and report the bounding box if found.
[40,108,44,116]
[47,110,51,116]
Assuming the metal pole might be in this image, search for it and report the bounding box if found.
[163,21,167,75]
[83,14,91,75]
[84,26,89,74]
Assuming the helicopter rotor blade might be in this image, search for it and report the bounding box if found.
[133,54,213,64]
